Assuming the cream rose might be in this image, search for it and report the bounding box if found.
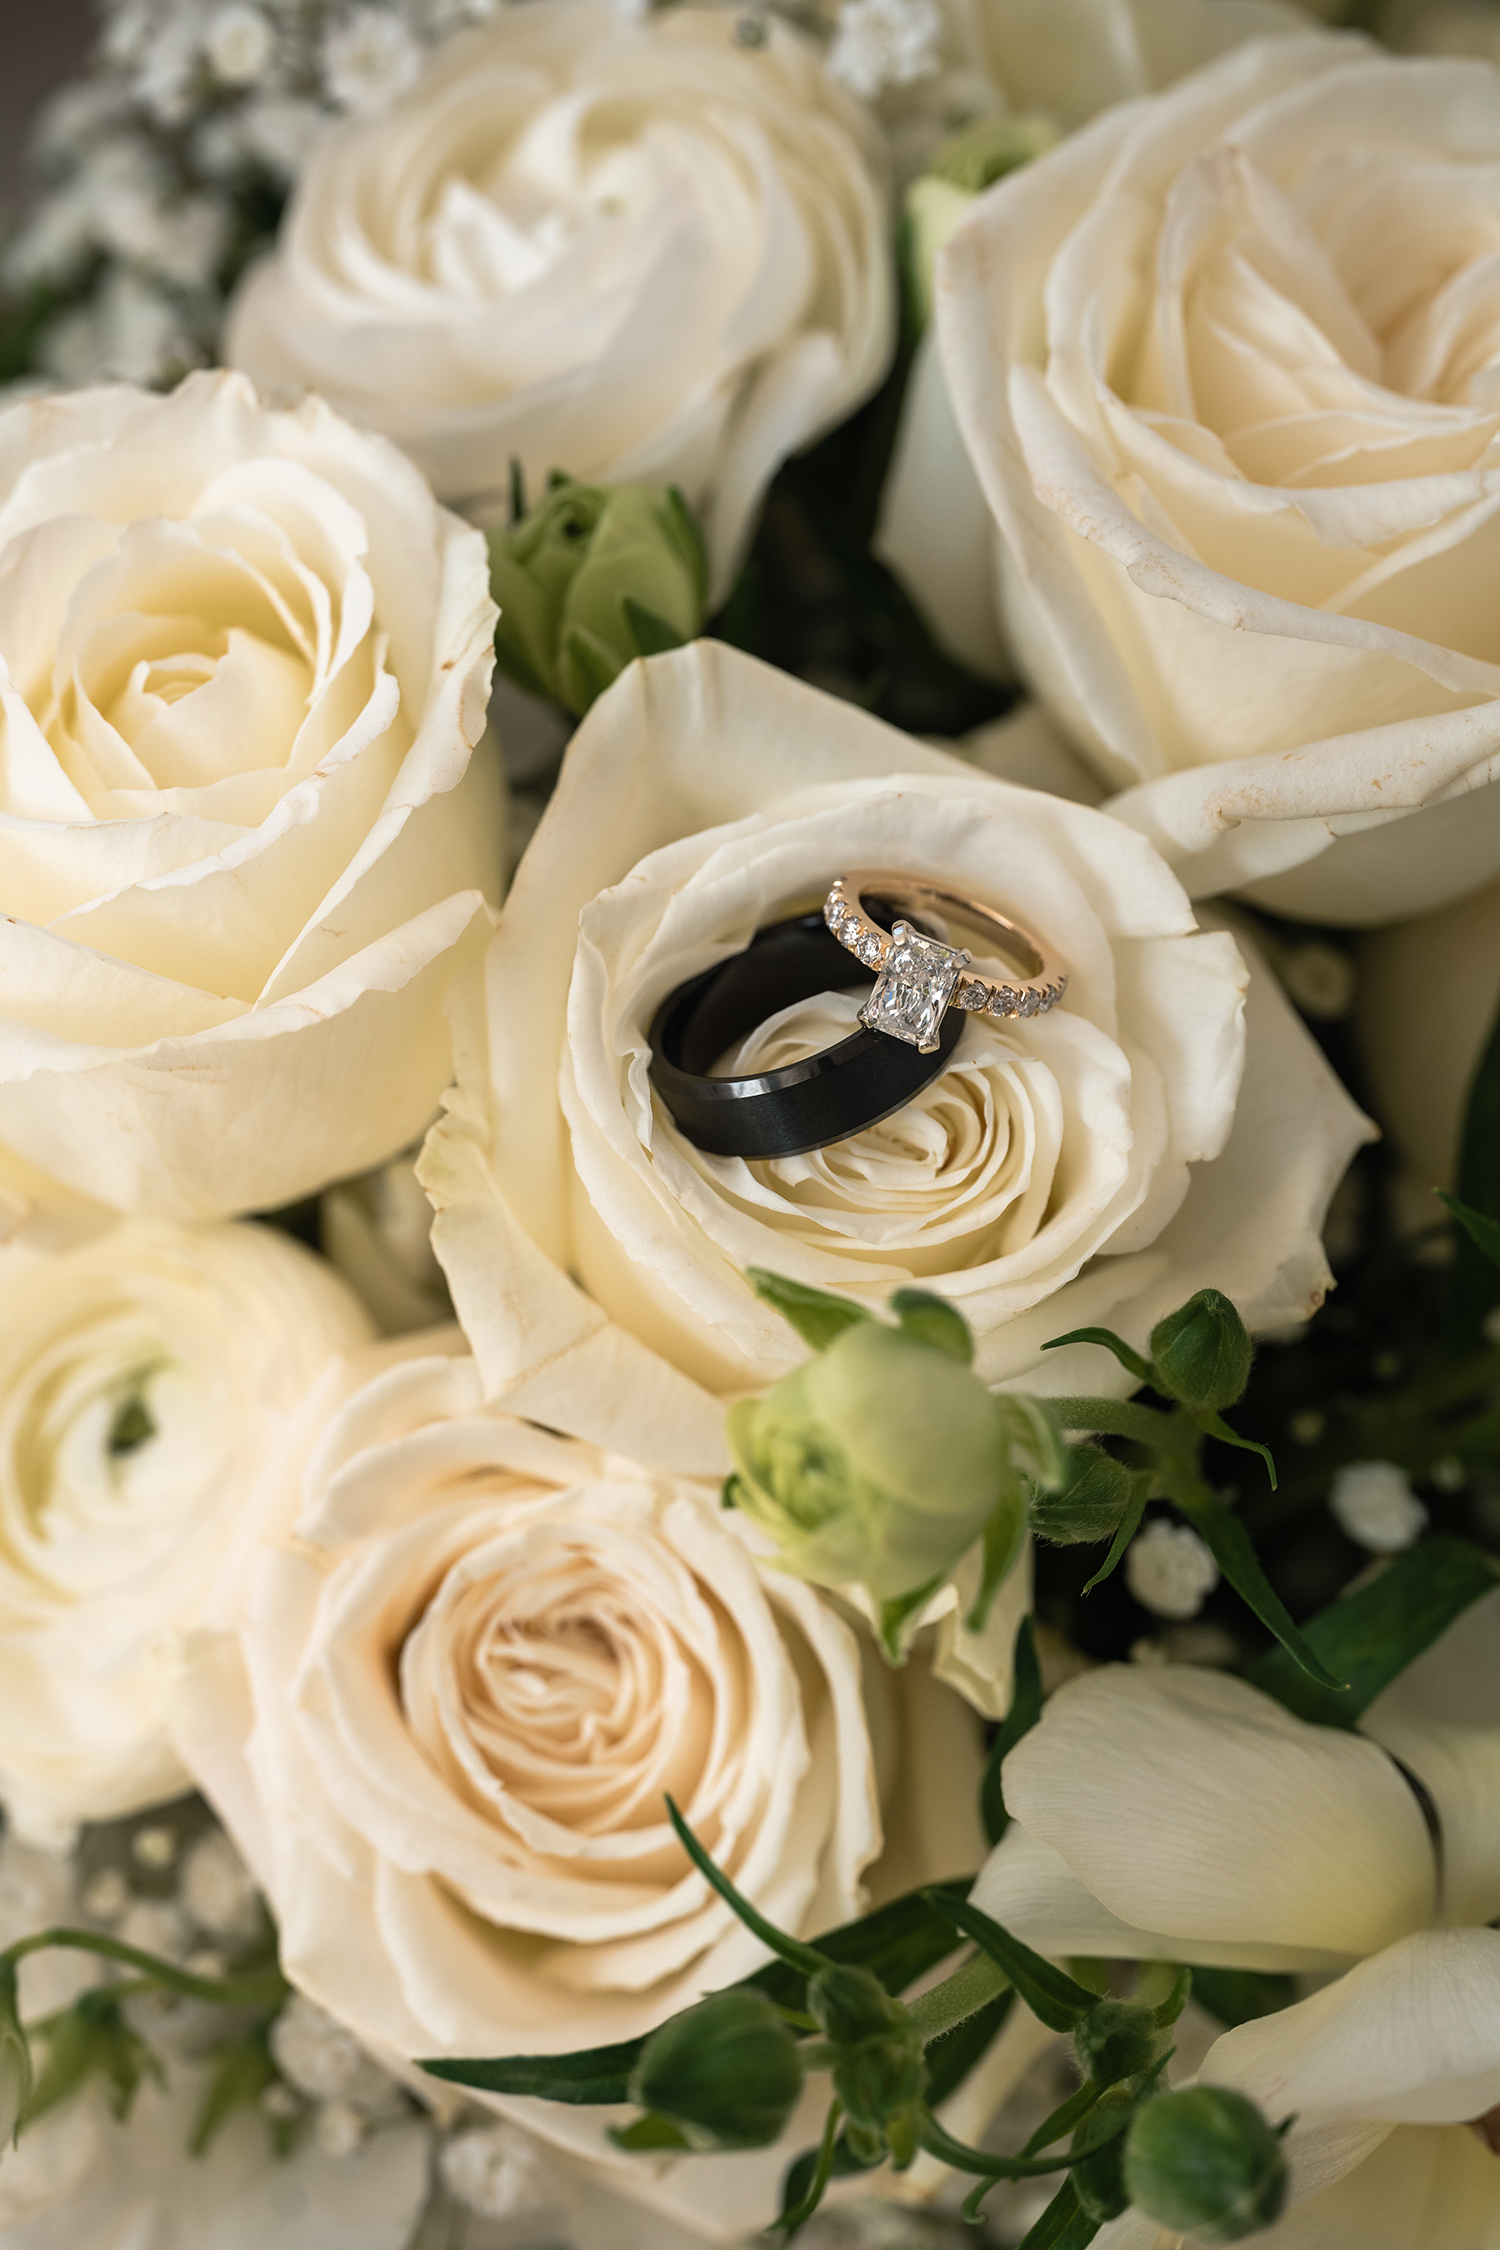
[225,2,892,599]
[420,640,1368,1478]
[0,370,501,1220]
[977,1659,1500,2250]
[0,1217,372,1842]
[174,1336,983,2239]
[905,33,1500,922]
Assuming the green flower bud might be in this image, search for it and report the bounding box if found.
[487,477,707,717]
[1029,1445,1135,1546]
[627,1990,803,2151]
[1074,2000,1167,2091]
[1149,1290,1254,1413]
[903,115,1062,326]
[725,1321,1013,1602]
[1124,2087,1290,2244]
[808,1964,904,2046]
[830,2028,926,2134]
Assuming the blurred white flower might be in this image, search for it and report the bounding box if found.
[1126,1519,1220,1621]
[320,8,424,114]
[206,5,277,84]
[238,92,327,176]
[1331,1461,1430,1555]
[1279,943,1357,1024]
[39,267,193,385]
[314,2102,367,2158]
[134,19,204,124]
[270,1995,406,2113]
[180,1830,263,1944]
[826,0,944,98]
[440,2124,550,2220]
[321,1156,450,1335]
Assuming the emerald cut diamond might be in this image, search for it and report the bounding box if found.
[859,922,970,1053]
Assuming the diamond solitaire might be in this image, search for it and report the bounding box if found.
[860,921,971,1053]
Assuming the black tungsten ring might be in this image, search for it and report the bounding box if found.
[647,907,965,1161]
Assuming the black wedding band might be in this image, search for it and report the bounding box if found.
[648,908,964,1161]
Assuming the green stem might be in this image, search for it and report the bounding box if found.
[906,1953,1009,2045]
[1041,1398,1168,1447]
[0,1930,287,2012]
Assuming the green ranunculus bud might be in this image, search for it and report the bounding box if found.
[808,1964,904,2047]
[1029,1445,1135,1546]
[1074,2000,1167,2091]
[627,1990,803,2151]
[1124,2087,1290,2244]
[725,1320,1015,1602]
[830,2026,926,2135]
[1148,1290,1254,1413]
[487,477,707,718]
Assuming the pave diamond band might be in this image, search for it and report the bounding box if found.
[823,875,1067,1051]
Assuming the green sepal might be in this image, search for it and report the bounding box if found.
[608,2113,694,2152]
[745,1268,873,1352]
[559,621,625,715]
[965,1488,1028,1635]
[720,1474,742,1511]
[189,2029,278,2157]
[1171,1487,1344,1692]
[889,1288,973,1364]
[1080,1473,1149,1595]
[1042,1327,1153,1383]
[1195,1409,1278,1490]
[1438,1190,1500,1272]
[1247,1534,1500,1726]
[980,1615,1043,1847]
[919,1892,1097,2033]
[877,1574,944,1662]
[622,597,689,659]
[662,485,710,610]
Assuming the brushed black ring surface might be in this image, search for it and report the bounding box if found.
[647,907,965,1161]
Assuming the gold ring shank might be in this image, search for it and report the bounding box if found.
[823,873,1068,1023]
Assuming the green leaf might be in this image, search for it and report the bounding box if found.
[1170,1488,1344,1693]
[666,1799,828,1976]
[622,597,689,659]
[1015,2179,1102,2249]
[889,1288,973,1364]
[1450,986,1500,1334]
[1080,1474,1149,1595]
[1189,1968,1297,2029]
[1246,1535,1500,1726]
[1042,1328,1152,1384]
[1438,1191,1500,1273]
[981,1616,1043,1847]
[607,2113,694,2152]
[1196,1409,1278,1490]
[1022,2077,1101,2157]
[745,1268,874,1353]
[919,1893,1097,2034]
[748,1880,976,2014]
[190,2032,278,2157]
[420,2033,647,2106]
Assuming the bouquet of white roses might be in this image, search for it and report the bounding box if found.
[0,1,1498,2246]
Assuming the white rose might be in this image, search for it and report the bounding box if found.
[977,1661,1500,2250]
[896,33,1500,924]
[0,1218,372,1842]
[1356,874,1500,1193]
[174,1336,984,2239]
[225,3,892,597]
[0,370,501,1220]
[420,640,1368,1475]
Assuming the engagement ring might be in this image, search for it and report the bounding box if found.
[823,874,1067,1053]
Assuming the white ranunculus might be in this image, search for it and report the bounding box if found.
[1355,874,1500,1193]
[976,1660,1500,2249]
[225,2,892,599]
[0,2072,430,2250]
[0,1218,372,1842]
[0,371,501,1220]
[420,639,1368,1474]
[899,33,1500,924]
[174,1337,985,2241]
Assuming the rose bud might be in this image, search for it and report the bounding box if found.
[626,1990,803,2151]
[1148,1290,1255,1414]
[1124,2086,1290,2243]
[1028,1445,1136,1546]
[487,477,707,717]
[725,1320,1025,1604]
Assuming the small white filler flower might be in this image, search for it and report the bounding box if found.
[1330,1460,1429,1553]
[1126,1518,1221,1621]
[826,0,944,99]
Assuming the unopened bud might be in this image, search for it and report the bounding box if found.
[1124,2087,1289,2243]
[808,1964,903,2046]
[1074,2000,1165,2091]
[830,2027,925,2135]
[628,1990,802,2151]
[488,477,707,717]
[1029,1446,1135,1546]
[1070,2082,1137,2224]
[1149,1291,1253,1413]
